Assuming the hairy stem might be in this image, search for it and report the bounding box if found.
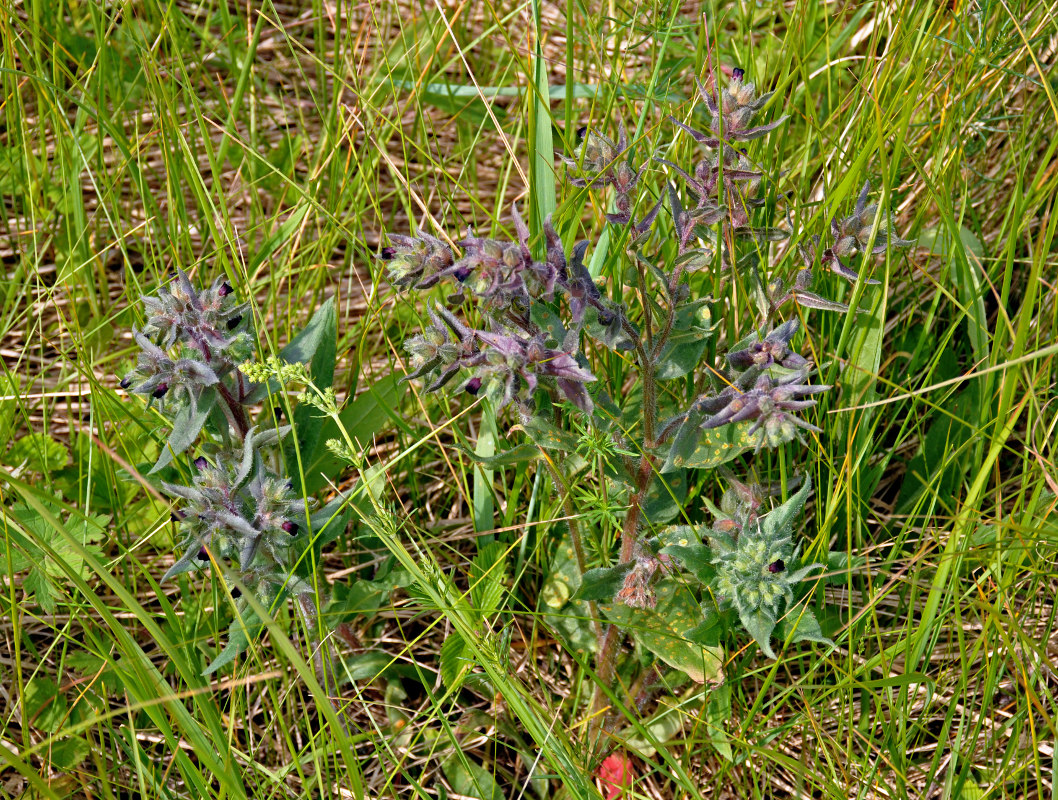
[589,349,658,737]
[218,382,251,439]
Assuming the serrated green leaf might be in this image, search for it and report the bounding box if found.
[25,677,66,733]
[601,580,724,683]
[8,432,69,474]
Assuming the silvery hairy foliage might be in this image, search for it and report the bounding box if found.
[120,270,340,673]
[382,64,911,703]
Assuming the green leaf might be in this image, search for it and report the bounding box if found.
[706,684,733,761]
[779,605,834,649]
[473,407,498,533]
[660,543,714,585]
[620,695,690,758]
[8,432,69,474]
[248,204,310,273]
[527,0,555,248]
[442,753,505,800]
[23,568,57,613]
[338,652,394,682]
[461,443,540,468]
[51,736,91,771]
[203,612,257,675]
[571,564,632,603]
[662,421,761,473]
[299,374,404,494]
[470,542,507,617]
[760,478,812,539]
[439,632,470,692]
[150,391,216,474]
[655,300,713,380]
[642,469,688,524]
[517,415,579,452]
[541,533,596,655]
[25,677,66,733]
[738,606,777,659]
[601,579,724,683]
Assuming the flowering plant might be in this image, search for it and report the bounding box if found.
[382,65,911,723]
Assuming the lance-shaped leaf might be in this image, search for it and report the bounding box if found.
[601,579,724,684]
[151,390,217,474]
[572,563,634,602]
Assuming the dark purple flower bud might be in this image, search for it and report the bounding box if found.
[231,586,242,598]
[193,456,208,470]
[218,282,234,297]
[119,376,132,389]
[767,559,785,574]
[379,247,397,260]
[196,546,210,561]
[575,126,588,142]
[453,266,472,282]
[152,383,169,398]
[226,314,242,330]
[170,510,185,522]
[732,67,745,81]
[282,521,298,536]
[465,377,482,395]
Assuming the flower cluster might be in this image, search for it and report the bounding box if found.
[794,180,914,288]
[663,69,788,233]
[661,319,829,452]
[403,302,597,413]
[119,268,252,404]
[706,478,825,657]
[615,554,661,610]
[560,123,642,225]
[162,427,309,584]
